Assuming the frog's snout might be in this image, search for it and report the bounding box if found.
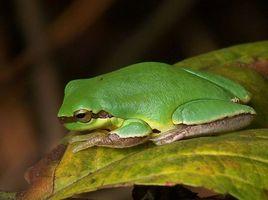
[58,116,65,124]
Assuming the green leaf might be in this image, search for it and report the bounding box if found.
[0,191,16,200]
[175,41,268,72]
[50,129,268,200]
[17,41,268,200]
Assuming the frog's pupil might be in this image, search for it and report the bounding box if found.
[76,113,86,119]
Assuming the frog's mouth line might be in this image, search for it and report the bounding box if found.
[58,110,113,124]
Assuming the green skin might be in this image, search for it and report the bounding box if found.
[58,62,256,152]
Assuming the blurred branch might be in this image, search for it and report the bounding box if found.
[0,21,11,65]
[177,15,218,56]
[0,0,115,83]
[47,0,115,47]
[14,0,64,152]
[102,0,196,68]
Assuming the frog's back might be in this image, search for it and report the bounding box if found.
[70,62,242,127]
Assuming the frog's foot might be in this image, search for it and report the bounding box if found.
[71,119,152,152]
[151,113,254,145]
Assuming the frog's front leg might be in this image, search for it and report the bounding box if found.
[151,99,255,145]
[70,119,152,152]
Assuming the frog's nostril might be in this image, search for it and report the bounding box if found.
[58,116,65,124]
[58,116,74,123]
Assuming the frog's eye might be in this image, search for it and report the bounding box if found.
[73,109,92,123]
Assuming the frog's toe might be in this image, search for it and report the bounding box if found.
[70,131,108,152]
[72,141,96,153]
[69,134,94,144]
[150,126,186,145]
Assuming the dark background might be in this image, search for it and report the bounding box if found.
[0,0,267,191]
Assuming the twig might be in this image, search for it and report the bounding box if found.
[1,0,115,83]
[14,0,64,152]
[102,0,196,69]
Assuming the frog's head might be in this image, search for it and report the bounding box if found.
[57,80,113,131]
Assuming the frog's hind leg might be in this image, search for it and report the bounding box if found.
[151,99,255,145]
[182,68,251,103]
[151,114,253,145]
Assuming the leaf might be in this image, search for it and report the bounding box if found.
[175,41,268,74]
[16,145,66,200]
[49,129,268,200]
[17,41,268,200]
[0,191,16,200]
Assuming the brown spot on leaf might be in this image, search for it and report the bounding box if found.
[164,182,176,186]
[248,58,268,78]
[16,144,66,200]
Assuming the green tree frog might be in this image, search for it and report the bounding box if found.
[58,62,256,152]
